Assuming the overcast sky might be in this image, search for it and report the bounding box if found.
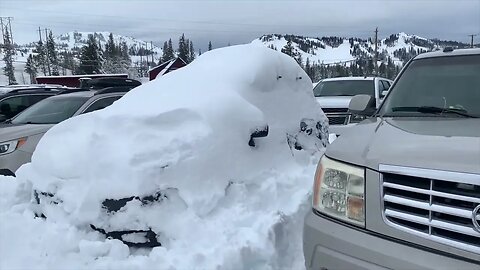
[1,0,479,49]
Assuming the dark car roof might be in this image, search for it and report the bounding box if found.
[0,87,81,99]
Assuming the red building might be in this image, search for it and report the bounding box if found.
[148,58,186,81]
[36,74,128,87]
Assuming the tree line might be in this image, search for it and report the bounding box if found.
[7,32,214,83]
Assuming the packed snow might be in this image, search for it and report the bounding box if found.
[0,44,328,269]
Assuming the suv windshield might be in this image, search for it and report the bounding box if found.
[313,80,374,97]
[380,55,480,117]
[11,96,88,125]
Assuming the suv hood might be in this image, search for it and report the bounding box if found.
[0,124,53,142]
[315,96,353,108]
[327,118,480,175]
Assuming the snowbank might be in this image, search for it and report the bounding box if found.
[2,44,328,269]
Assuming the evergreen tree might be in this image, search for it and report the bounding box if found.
[104,33,117,59]
[46,31,59,75]
[208,41,213,51]
[198,49,202,56]
[304,58,315,80]
[2,29,16,84]
[177,34,189,62]
[160,39,175,63]
[296,53,303,67]
[24,54,37,83]
[79,34,102,74]
[161,41,168,63]
[34,41,47,76]
[188,40,195,63]
[281,39,295,57]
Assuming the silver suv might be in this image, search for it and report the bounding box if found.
[314,76,393,135]
[303,48,480,269]
[0,87,130,176]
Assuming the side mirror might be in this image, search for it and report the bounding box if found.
[349,95,375,116]
[380,90,389,99]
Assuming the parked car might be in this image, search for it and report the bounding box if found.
[0,87,132,176]
[81,77,142,89]
[313,76,393,135]
[304,48,480,269]
[0,86,77,122]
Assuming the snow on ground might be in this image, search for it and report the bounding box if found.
[1,44,328,269]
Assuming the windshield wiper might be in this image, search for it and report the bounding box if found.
[391,106,478,118]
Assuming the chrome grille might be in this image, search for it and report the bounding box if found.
[380,166,480,254]
[327,115,348,125]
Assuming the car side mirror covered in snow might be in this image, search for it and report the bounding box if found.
[349,94,376,116]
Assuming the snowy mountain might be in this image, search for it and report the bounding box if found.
[54,31,162,56]
[252,32,470,66]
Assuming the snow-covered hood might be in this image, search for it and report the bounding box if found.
[327,118,480,175]
[315,96,353,109]
[0,124,52,143]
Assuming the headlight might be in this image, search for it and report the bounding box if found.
[349,114,367,123]
[0,138,27,156]
[312,155,365,227]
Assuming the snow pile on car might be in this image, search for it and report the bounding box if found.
[1,44,328,269]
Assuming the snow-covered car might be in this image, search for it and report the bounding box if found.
[313,76,393,135]
[20,45,329,258]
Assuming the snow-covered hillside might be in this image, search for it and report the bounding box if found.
[252,32,470,66]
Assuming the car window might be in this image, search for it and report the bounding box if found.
[11,96,89,125]
[380,55,480,117]
[313,80,374,97]
[0,96,30,119]
[83,96,122,114]
[26,95,52,106]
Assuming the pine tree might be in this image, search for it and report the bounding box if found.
[34,41,47,76]
[177,34,189,62]
[208,41,213,51]
[46,31,59,75]
[79,34,102,74]
[296,53,303,67]
[104,33,117,59]
[281,39,295,57]
[198,49,202,56]
[2,29,16,85]
[167,39,174,59]
[24,54,37,83]
[160,41,168,63]
[160,39,175,64]
[188,40,195,63]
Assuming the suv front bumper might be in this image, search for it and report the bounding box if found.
[303,210,479,270]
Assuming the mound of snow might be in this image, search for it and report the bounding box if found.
[3,44,328,269]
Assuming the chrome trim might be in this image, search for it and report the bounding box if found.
[379,168,480,254]
[383,182,480,203]
[473,205,480,233]
[379,164,480,185]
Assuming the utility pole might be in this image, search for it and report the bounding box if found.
[38,27,43,43]
[374,27,378,76]
[0,17,15,50]
[44,28,51,75]
[468,34,477,48]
